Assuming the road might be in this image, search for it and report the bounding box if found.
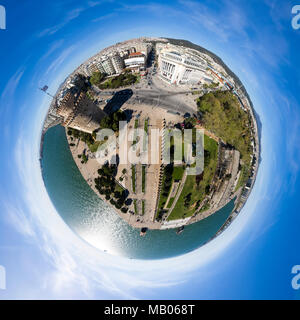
[94,87,198,116]
[93,62,199,116]
[129,89,196,115]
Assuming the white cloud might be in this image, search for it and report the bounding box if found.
[37,1,109,38]
[44,45,76,76]
[0,68,25,103]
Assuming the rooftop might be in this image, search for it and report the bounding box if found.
[129,52,144,57]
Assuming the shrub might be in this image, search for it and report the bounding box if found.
[121,207,128,213]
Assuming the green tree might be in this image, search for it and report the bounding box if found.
[90,71,105,85]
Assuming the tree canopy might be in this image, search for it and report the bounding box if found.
[100,110,127,132]
[90,71,106,86]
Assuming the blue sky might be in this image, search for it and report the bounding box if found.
[0,0,300,299]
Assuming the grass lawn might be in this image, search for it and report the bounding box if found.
[167,197,175,208]
[131,165,136,193]
[134,119,139,129]
[115,181,125,193]
[134,200,138,215]
[235,164,249,191]
[142,200,145,215]
[164,167,185,209]
[155,165,185,219]
[98,71,139,89]
[172,166,185,180]
[144,118,149,134]
[143,118,149,150]
[142,165,146,193]
[156,168,171,216]
[167,135,218,221]
[132,119,139,146]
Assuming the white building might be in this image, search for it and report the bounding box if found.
[83,61,101,77]
[97,61,106,74]
[158,48,213,85]
[110,53,125,74]
[124,52,146,71]
[78,39,153,77]
[100,56,116,75]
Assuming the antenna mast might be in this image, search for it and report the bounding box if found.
[39,85,55,98]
